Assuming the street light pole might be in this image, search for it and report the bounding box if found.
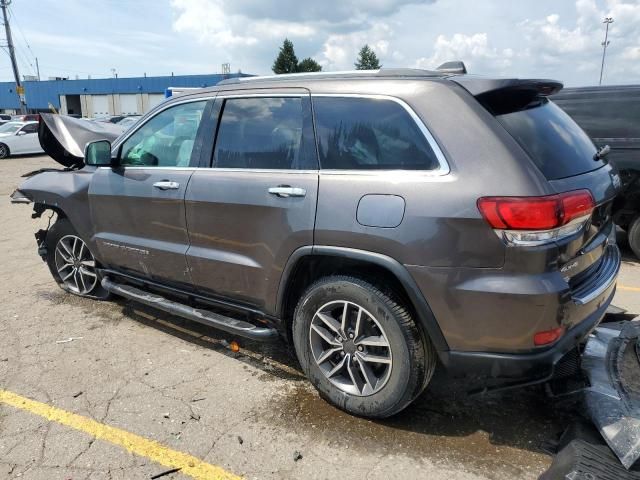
[599,17,614,86]
[0,0,26,113]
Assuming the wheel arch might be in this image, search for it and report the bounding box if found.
[276,246,449,356]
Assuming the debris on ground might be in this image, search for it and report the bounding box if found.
[150,467,182,479]
[163,413,170,419]
[189,412,200,421]
[191,397,205,403]
[293,450,303,462]
[72,391,83,398]
[237,435,244,445]
[56,337,83,344]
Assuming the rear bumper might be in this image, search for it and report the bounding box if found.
[439,285,614,381]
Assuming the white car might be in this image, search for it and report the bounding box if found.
[0,121,44,158]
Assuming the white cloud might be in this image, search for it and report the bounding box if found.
[519,0,640,80]
[320,23,393,69]
[414,33,514,73]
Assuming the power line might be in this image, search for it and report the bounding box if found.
[0,0,26,113]
[7,6,36,65]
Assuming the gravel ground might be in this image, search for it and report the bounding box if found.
[1,155,638,480]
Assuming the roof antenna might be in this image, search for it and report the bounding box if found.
[436,61,467,74]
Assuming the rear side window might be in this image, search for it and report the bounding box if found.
[313,97,440,170]
[496,99,602,180]
[214,97,315,169]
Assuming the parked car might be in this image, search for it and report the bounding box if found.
[0,114,13,124]
[11,70,621,418]
[0,121,43,158]
[553,85,640,258]
[92,115,128,124]
[116,115,142,130]
[12,113,40,122]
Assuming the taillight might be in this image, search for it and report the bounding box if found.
[477,190,594,245]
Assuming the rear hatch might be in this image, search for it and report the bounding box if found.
[454,76,620,292]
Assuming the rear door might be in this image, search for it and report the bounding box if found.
[88,98,213,286]
[185,89,318,311]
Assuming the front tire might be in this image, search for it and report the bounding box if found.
[292,276,436,418]
[0,143,10,159]
[45,218,109,299]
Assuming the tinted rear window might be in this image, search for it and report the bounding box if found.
[313,97,440,170]
[496,99,602,180]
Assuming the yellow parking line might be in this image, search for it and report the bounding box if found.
[0,389,241,480]
[619,285,640,292]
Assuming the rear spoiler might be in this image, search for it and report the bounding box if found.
[451,77,564,115]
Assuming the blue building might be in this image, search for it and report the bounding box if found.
[0,73,251,117]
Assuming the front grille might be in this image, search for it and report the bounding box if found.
[570,244,621,305]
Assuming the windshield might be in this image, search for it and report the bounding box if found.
[496,99,603,180]
[0,122,23,134]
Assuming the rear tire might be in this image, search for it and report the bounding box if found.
[292,275,436,418]
[629,215,640,260]
[45,218,109,299]
[0,143,10,159]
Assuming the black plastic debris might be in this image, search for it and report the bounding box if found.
[582,320,640,469]
[540,439,640,480]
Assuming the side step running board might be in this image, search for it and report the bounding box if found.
[101,276,279,342]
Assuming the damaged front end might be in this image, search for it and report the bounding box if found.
[10,113,123,263]
[582,320,640,469]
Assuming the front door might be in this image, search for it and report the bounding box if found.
[13,123,39,153]
[185,91,319,311]
[88,98,211,286]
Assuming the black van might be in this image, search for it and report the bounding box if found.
[553,85,640,258]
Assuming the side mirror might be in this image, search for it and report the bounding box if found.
[16,131,26,136]
[84,139,114,166]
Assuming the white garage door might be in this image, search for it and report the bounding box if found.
[147,94,165,111]
[120,94,139,115]
[92,95,109,118]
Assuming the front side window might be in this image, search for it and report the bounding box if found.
[214,97,313,169]
[20,124,37,134]
[313,97,440,170]
[120,101,207,167]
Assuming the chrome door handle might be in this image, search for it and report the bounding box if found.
[153,181,180,190]
[268,186,306,198]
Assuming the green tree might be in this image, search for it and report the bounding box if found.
[272,39,299,74]
[354,44,381,70]
[297,57,322,72]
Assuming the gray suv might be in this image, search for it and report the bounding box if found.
[11,69,621,418]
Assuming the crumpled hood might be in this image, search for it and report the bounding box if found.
[39,113,124,168]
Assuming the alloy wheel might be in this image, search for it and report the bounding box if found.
[309,300,393,396]
[54,235,98,295]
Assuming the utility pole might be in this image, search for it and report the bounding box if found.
[1,0,25,113]
[35,56,40,81]
[599,17,614,86]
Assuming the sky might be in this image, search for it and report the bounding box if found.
[4,0,640,87]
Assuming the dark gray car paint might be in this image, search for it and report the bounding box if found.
[15,73,620,363]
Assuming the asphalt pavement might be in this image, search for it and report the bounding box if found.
[1,155,639,480]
